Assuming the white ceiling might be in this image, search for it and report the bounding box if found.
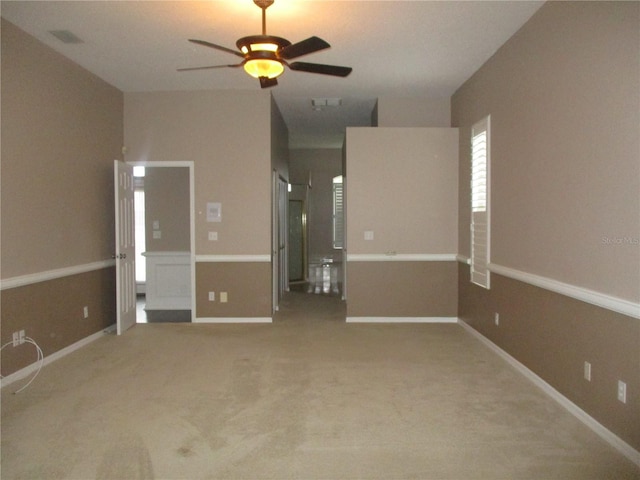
[1,0,543,148]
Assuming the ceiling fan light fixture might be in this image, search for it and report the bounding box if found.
[244,58,284,79]
[241,42,279,54]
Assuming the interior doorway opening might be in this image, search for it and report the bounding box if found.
[129,162,195,324]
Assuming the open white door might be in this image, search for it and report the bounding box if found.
[114,160,136,334]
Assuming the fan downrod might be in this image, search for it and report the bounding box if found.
[253,0,274,35]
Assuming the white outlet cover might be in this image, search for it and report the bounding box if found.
[208,291,215,301]
[617,381,627,403]
[584,361,591,381]
[364,231,374,241]
[208,231,218,241]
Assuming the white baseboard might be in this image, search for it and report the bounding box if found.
[346,317,458,323]
[1,324,116,389]
[193,317,272,324]
[458,319,640,467]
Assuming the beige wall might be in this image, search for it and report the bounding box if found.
[195,262,271,318]
[271,96,289,181]
[124,89,276,318]
[144,167,190,252]
[348,262,457,318]
[376,97,451,128]
[345,127,458,318]
[453,1,640,451]
[1,19,122,374]
[1,19,123,278]
[453,1,640,302]
[124,90,272,256]
[346,128,458,255]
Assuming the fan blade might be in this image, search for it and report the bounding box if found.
[177,64,243,72]
[279,36,330,60]
[260,76,278,88]
[188,39,244,58]
[289,62,352,77]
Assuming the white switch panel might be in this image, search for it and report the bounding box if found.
[153,220,160,230]
[153,231,161,239]
[364,231,374,241]
[208,231,218,241]
[220,292,228,303]
[208,291,215,301]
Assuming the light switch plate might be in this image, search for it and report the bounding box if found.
[364,231,374,241]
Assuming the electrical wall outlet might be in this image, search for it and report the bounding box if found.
[208,231,218,241]
[12,330,25,346]
[494,313,500,326]
[208,291,215,302]
[617,380,627,403]
[83,306,89,318]
[220,292,228,303]
[584,361,591,381]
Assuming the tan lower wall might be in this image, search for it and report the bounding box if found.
[1,268,116,376]
[195,262,272,318]
[458,263,640,451]
[346,261,458,318]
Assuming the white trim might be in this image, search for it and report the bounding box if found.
[1,324,116,389]
[489,263,640,319]
[346,317,458,323]
[456,254,471,265]
[128,160,191,169]
[1,260,115,290]
[141,251,190,257]
[458,319,640,467]
[196,255,271,263]
[194,317,272,323]
[347,253,457,262]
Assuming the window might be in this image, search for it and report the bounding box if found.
[471,116,490,288]
[332,175,344,249]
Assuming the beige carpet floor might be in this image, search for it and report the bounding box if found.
[1,291,638,479]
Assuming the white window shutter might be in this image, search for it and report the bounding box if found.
[471,116,490,289]
[333,180,344,249]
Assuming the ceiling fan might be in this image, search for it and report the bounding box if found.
[178,0,352,88]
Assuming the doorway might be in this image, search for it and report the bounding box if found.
[288,199,306,283]
[129,162,195,323]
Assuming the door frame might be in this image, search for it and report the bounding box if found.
[288,198,306,282]
[127,161,196,321]
[272,171,288,313]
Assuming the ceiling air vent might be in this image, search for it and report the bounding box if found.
[49,30,84,44]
